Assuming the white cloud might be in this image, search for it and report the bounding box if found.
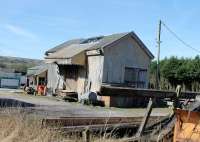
[5,24,37,39]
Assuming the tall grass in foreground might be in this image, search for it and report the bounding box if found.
[0,109,65,142]
[0,109,123,142]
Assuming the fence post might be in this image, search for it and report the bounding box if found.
[174,85,181,109]
[135,98,153,137]
[82,127,90,142]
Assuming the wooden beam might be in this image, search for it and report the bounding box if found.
[156,20,162,90]
[82,127,90,142]
[42,116,163,128]
[135,98,153,137]
[173,85,181,109]
[100,85,200,99]
[52,123,139,133]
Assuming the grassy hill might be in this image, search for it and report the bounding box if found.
[0,56,43,74]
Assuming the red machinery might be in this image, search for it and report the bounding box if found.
[37,85,46,95]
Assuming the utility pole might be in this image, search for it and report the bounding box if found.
[156,20,161,90]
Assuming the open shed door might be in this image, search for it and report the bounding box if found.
[64,66,78,92]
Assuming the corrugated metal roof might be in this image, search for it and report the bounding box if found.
[45,38,84,55]
[88,32,129,50]
[45,32,154,59]
[27,65,48,76]
[46,42,97,59]
[45,32,129,59]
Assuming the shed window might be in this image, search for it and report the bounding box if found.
[124,67,147,88]
[124,68,138,83]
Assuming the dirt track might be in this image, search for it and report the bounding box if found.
[0,88,172,118]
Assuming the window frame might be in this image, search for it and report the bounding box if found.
[124,66,147,88]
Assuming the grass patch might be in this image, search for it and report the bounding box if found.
[0,109,65,142]
[0,108,126,142]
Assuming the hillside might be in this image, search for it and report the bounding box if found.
[0,56,44,74]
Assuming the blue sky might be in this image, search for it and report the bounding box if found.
[0,0,200,59]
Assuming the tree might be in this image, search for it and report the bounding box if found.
[150,55,200,91]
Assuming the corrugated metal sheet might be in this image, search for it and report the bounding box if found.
[45,38,84,55]
[45,32,129,60]
[27,65,48,76]
[47,63,63,94]
[45,42,97,59]
[0,78,19,88]
[0,71,21,78]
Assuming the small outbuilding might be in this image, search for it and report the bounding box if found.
[45,31,154,106]
[0,68,25,89]
[27,65,48,95]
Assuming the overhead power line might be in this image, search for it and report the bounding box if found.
[161,21,200,54]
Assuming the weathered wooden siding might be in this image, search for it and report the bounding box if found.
[77,67,86,95]
[64,66,78,92]
[102,35,151,88]
[88,55,104,92]
[47,63,86,94]
[72,52,86,65]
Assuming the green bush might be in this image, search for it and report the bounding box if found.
[150,55,200,91]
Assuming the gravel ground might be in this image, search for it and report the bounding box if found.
[0,88,172,118]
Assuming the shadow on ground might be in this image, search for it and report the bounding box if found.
[0,98,35,107]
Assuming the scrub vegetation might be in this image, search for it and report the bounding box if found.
[0,110,63,142]
[150,55,200,91]
[0,109,124,142]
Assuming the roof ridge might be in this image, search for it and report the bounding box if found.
[45,31,154,60]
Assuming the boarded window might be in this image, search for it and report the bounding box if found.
[138,69,147,88]
[124,68,138,83]
[124,67,147,88]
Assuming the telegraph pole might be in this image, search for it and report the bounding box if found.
[156,20,161,90]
